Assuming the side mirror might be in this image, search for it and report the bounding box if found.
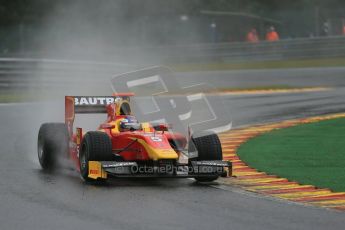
[100,124,115,130]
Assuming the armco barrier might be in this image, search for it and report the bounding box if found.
[0,58,133,90]
[1,36,345,89]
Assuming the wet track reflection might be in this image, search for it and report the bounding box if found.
[1,69,345,230]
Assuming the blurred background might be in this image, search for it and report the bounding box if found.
[2,2,345,229]
[1,0,345,100]
[1,0,345,59]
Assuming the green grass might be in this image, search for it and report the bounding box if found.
[0,90,57,103]
[170,57,345,72]
[1,85,321,102]
[0,92,43,103]
[237,118,345,192]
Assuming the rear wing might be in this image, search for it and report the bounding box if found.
[65,94,134,136]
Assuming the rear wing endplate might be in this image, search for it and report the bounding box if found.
[65,94,134,136]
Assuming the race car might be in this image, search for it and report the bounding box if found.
[37,94,231,183]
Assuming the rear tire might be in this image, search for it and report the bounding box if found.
[37,123,69,171]
[189,131,222,182]
[79,131,113,182]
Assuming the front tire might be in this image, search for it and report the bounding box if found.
[79,131,113,182]
[189,131,223,182]
[37,123,69,171]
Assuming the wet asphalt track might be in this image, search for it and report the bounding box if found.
[1,68,345,230]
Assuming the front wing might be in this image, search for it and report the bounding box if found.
[87,160,232,179]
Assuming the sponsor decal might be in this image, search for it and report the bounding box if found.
[89,169,99,174]
[103,162,136,168]
[143,133,154,137]
[195,161,228,166]
[150,136,162,142]
[74,97,116,106]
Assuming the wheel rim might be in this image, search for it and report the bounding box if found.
[37,135,44,160]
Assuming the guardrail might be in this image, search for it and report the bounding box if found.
[1,36,345,90]
[0,58,133,90]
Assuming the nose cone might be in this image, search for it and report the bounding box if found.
[138,134,178,160]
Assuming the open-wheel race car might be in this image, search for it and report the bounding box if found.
[37,94,231,183]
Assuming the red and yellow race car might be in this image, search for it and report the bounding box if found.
[37,94,231,183]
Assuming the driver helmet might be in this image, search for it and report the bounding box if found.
[120,116,141,131]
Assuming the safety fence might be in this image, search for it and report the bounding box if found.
[0,58,132,90]
[147,35,345,63]
[1,36,345,90]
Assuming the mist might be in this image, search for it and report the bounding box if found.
[3,0,345,165]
